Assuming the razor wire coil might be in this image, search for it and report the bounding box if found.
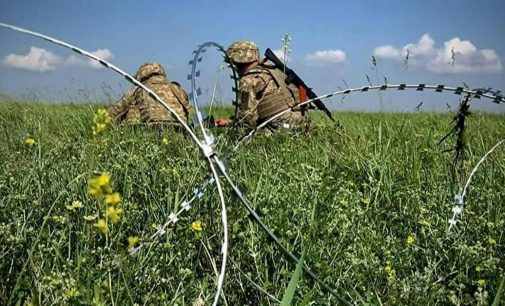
[0,22,229,306]
[2,21,504,305]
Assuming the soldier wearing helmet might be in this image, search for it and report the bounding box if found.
[226,40,306,130]
[108,63,191,126]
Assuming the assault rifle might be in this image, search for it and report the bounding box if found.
[264,48,334,121]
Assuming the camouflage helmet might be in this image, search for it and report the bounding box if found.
[135,63,167,82]
[226,41,259,64]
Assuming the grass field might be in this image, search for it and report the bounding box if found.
[0,101,504,305]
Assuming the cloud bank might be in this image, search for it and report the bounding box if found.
[3,47,62,72]
[373,34,502,74]
[305,49,347,65]
[3,47,114,72]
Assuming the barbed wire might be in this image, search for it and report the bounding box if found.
[142,75,505,303]
[186,42,354,303]
[136,76,505,303]
[187,42,352,303]
[448,139,505,230]
[187,42,241,306]
[0,22,229,306]
[3,21,504,304]
[129,177,216,254]
[236,83,504,149]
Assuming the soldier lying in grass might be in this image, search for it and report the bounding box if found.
[108,63,191,127]
[224,40,308,131]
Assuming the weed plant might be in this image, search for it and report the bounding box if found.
[0,102,504,305]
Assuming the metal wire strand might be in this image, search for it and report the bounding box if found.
[235,83,504,150]
[189,41,239,145]
[208,157,229,306]
[0,22,228,306]
[449,139,505,230]
[462,139,504,199]
[0,22,205,150]
[212,155,352,305]
[144,80,504,303]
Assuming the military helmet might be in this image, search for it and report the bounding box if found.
[226,41,259,64]
[135,63,167,82]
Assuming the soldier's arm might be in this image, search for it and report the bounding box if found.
[107,87,135,122]
[176,85,192,116]
[236,76,267,127]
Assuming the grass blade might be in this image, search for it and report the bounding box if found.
[280,254,305,306]
[492,276,505,306]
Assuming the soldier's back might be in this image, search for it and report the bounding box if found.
[136,76,191,125]
[244,65,306,129]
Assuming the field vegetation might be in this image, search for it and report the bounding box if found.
[0,101,504,305]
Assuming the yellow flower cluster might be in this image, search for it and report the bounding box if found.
[92,108,112,136]
[406,233,416,246]
[384,261,396,283]
[191,220,203,232]
[24,137,36,146]
[128,236,140,250]
[94,219,108,234]
[87,172,123,234]
[88,173,112,198]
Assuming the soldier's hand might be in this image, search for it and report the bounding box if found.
[215,118,232,127]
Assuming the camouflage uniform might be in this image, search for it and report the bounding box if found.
[226,41,306,130]
[108,63,191,126]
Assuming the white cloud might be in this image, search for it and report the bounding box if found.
[403,34,436,57]
[373,33,502,74]
[88,49,114,69]
[3,47,62,72]
[305,49,347,65]
[428,38,502,73]
[373,45,400,59]
[3,47,115,72]
[66,48,114,69]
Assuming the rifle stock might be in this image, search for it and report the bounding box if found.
[264,48,334,121]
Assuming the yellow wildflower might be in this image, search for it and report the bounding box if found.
[478,279,486,287]
[406,233,416,246]
[92,108,112,135]
[384,261,396,282]
[384,265,393,274]
[87,172,111,198]
[191,220,203,232]
[95,173,110,187]
[106,206,123,224]
[94,123,106,134]
[88,186,102,198]
[94,219,108,234]
[105,192,121,206]
[162,137,169,145]
[94,108,111,123]
[24,137,36,146]
[128,236,140,250]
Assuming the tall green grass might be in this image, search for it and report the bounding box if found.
[0,101,504,305]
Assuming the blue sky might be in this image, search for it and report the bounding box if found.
[1,0,504,112]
